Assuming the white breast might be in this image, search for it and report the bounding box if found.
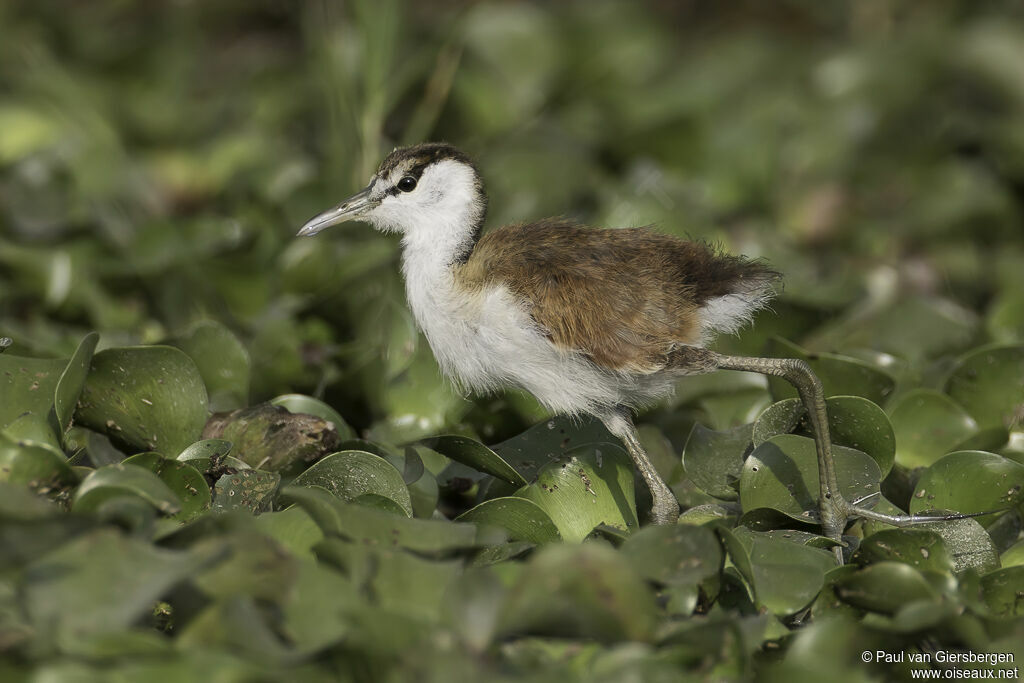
[401,252,636,416]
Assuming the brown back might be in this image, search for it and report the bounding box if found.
[457,220,778,373]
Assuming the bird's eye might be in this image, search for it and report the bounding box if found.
[397,176,417,192]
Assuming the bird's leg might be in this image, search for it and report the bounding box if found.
[704,353,848,553]
[681,348,976,563]
[601,408,680,525]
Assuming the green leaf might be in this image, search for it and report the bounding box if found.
[291,450,413,516]
[681,423,751,500]
[212,469,280,513]
[270,393,354,440]
[72,463,182,516]
[517,443,638,542]
[420,434,527,487]
[167,321,251,412]
[282,485,501,554]
[739,434,881,523]
[743,534,835,615]
[456,497,560,544]
[1001,539,1024,568]
[852,529,954,574]
[754,396,895,477]
[53,332,99,442]
[0,432,76,492]
[910,451,1024,525]
[315,539,462,623]
[0,353,66,444]
[766,338,897,405]
[917,517,1000,575]
[620,524,723,587]
[833,562,939,614]
[21,528,214,648]
[497,543,658,643]
[252,506,324,560]
[121,452,211,521]
[491,415,619,483]
[888,389,980,469]
[74,346,209,455]
[279,558,358,653]
[0,481,59,521]
[981,567,1024,617]
[944,344,1024,430]
[176,438,234,470]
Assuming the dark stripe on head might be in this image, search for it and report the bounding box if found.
[377,142,479,180]
[376,142,488,264]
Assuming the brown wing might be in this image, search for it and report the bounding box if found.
[457,220,777,373]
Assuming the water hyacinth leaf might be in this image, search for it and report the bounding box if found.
[2,413,64,452]
[981,567,1024,617]
[681,423,751,500]
[421,434,527,487]
[0,481,59,521]
[0,352,66,442]
[122,452,210,521]
[442,566,508,653]
[852,529,955,574]
[279,558,358,654]
[678,503,738,527]
[745,536,835,615]
[491,415,618,482]
[739,434,881,523]
[833,562,939,614]
[517,443,637,543]
[53,331,99,441]
[212,469,280,514]
[401,446,425,485]
[944,344,1024,430]
[1001,539,1024,568]
[753,396,895,477]
[282,485,500,553]
[20,528,216,648]
[270,394,354,440]
[176,439,233,470]
[765,338,897,405]
[72,464,181,516]
[620,524,723,586]
[202,403,339,474]
[496,543,658,643]
[352,493,408,515]
[888,389,980,469]
[315,539,463,622]
[909,451,1024,525]
[456,497,560,544]
[291,450,413,517]
[0,432,75,495]
[74,346,209,456]
[919,517,1000,575]
[252,506,324,560]
[167,321,251,412]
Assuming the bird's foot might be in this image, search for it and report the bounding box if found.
[818,492,988,564]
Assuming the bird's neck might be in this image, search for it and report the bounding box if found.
[399,200,485,326]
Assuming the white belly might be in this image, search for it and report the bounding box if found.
[406,276,630,416]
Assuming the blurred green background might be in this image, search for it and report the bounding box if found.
[2,0,1023,441]
[4,3,1024,680]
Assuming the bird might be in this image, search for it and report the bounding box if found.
[297,142,945,560]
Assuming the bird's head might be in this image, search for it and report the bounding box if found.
[297,143,487,250]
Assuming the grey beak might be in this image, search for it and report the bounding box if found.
[296,186,377,236]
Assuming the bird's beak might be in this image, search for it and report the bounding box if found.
[296,185,377,237]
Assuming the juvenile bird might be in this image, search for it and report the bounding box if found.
[298,142,919,555]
